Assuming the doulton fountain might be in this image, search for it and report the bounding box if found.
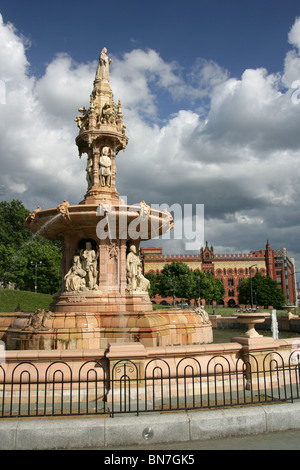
[5,48,213,351]
[1,50,298,436]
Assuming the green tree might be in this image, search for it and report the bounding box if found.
[192,269,225,304]
[238,272,285,308]
[150,263,226,305]
[0,199,31,248]
[158,262,195,302]
[192,269,212,302]
[210,276,226,304]
[145,272,161,298]
[0,199,62,293]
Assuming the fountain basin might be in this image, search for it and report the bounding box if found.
[5,309,213,350]
[25,203,172,241]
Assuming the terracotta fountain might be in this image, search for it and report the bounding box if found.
[5,48,213,350]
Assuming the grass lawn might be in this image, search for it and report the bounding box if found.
[0,289,293,316]
[0,289,53,313]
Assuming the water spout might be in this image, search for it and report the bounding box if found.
[271,309,279,340]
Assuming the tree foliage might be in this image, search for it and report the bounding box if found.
[0,200,62,294]
[145,262,225,304]
[237,272,285,308]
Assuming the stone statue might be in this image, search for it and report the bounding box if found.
[80,242,99,290]
[64,255,87,292]
[24,309,53,331]
[75,107,89,130]
[139,200,151,218]
[126,245,142,293]
[25,206,41,227]
[137,264,150,292]
[101,103,115,124]
[86,152,93,190]
[57,200,70,222]
[95,47,111,82]
[195,304,211,324]
[109,241,119,259]
[99,146,112,187]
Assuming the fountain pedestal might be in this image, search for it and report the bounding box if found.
[233,313,270,338]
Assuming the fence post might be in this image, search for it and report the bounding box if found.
[105,342,147,416]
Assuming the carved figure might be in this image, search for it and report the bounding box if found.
[57,200,70,222]
[64,256,86,292]
[80,242,98,290]
[109,242,119,259]
[101,103,115,124]
[24,309,53,331]
[75,107,89,130]
[25,206,41,227]
[126,245,141,292]
[139,200,151,218]
[136,265,150,292]
[195,305,211,324]
[95,47,112,82]
[86,153,93,190]
[99,146,112,187]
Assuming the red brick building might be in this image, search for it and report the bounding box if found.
[141,241,297,307]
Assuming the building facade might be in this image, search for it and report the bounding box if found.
[141,241,297,306]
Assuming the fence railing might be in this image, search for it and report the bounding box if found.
[0,350,299,418]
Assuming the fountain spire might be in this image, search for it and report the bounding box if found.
[75,47,128,205]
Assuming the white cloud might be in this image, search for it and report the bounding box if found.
[288,16,300,51]
[35,53,95,122]
[110,49,183,119]
[0,13,300,268]
[283,17,300,87]
[0,14,30,83]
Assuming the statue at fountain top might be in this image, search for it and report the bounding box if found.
[95,47,112,83]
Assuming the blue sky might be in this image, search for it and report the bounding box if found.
[1,0,300,270]
[1,0,298,76]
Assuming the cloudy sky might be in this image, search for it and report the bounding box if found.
[1,0,300,269]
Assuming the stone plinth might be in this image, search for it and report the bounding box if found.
[5,309,213,351]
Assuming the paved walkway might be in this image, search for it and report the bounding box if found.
[96,429,300,450]
[2,402,300,450]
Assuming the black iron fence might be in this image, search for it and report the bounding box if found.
[0,350,300,418]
